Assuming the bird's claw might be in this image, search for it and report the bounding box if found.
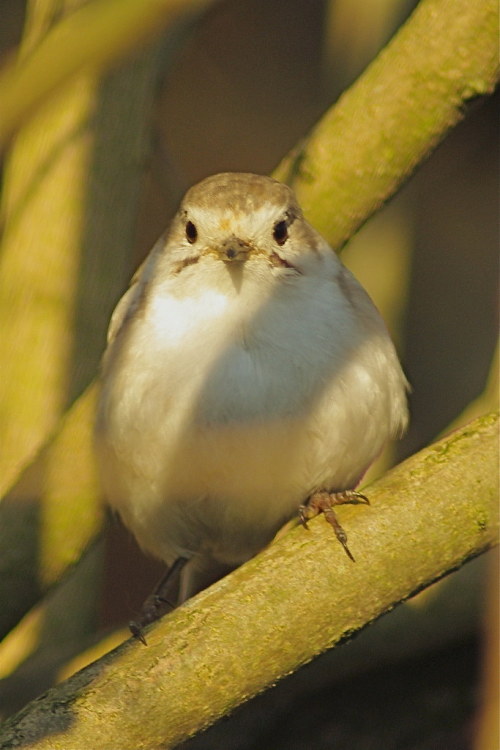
[129,557,188,645]
[299,489,371,562]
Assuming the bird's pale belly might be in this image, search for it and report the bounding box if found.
[99,277,396,566]
[102,343,379,566]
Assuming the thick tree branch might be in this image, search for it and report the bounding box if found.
[0,413,497,749]
[274,0,499,248]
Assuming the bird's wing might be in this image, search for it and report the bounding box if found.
[106,236,165,347]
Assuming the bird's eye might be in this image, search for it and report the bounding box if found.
[273,220,288,246]
[185,220,198,244]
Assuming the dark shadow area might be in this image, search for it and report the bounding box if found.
[0,481,41,639]
[398,90,499,458]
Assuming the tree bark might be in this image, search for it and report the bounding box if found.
[0,412,497,750]
[274,0,499,249]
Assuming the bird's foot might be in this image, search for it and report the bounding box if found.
[129,556,188,645]
[299,490,370,562]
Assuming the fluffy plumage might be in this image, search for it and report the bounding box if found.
[95,172,408,602]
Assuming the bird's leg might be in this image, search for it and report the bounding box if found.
[129,556,188,645]
[299,490,370,562]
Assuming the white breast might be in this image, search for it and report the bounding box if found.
[96,255,407,566]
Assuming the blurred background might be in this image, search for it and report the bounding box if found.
[0,0,498,748]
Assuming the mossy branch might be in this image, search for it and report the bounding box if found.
[0,413,497,749]
[274,0,499,248]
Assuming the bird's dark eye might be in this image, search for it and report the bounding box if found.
[273,220,288,246]
[185,220,198,244]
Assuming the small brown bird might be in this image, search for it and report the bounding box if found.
[95,173,408,634]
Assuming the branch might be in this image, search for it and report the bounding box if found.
[274,0,499,249]
[0,0,220,152]
[1,413,497,749]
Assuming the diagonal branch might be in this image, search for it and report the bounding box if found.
[1,412,497,749]
[0,0,220,152]
[274,0,499,248]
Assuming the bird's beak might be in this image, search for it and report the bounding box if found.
[216,236,251,263]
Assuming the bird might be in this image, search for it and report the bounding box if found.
[95,172,409,639]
